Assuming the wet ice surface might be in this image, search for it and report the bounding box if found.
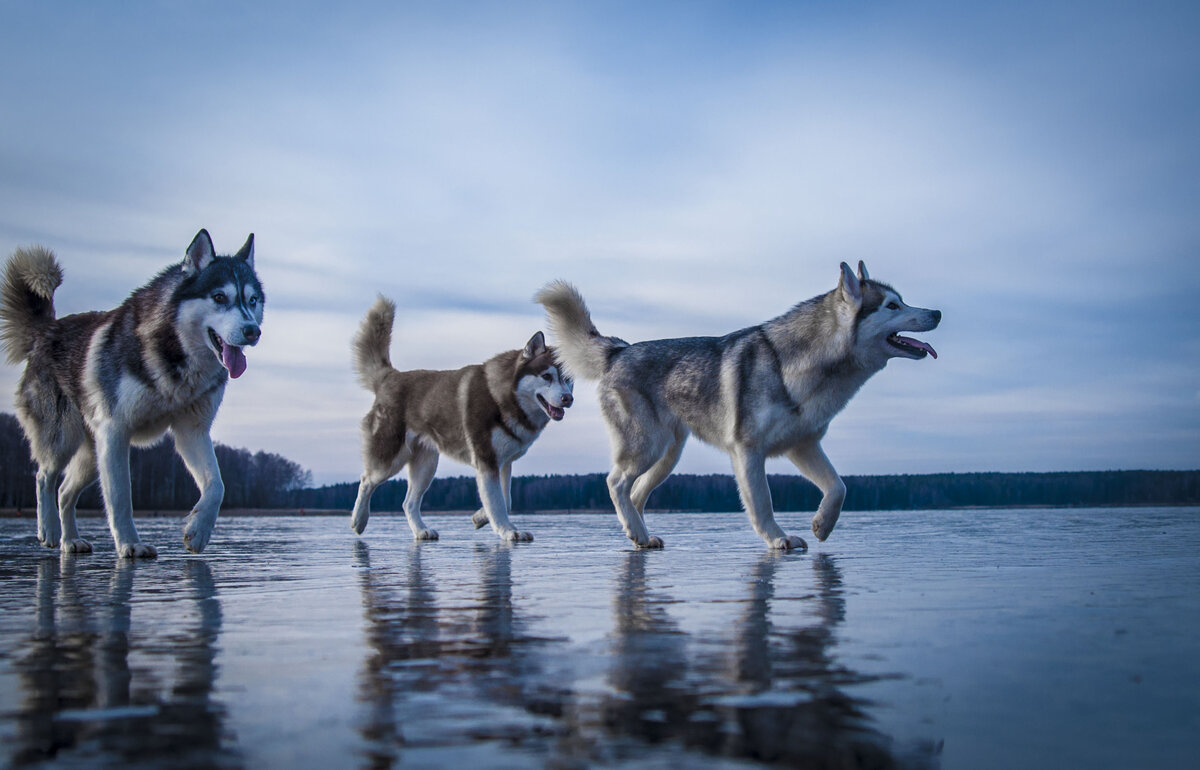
[1,508,1197,769]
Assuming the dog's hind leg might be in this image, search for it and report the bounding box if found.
[785,439,846,542]
[630,426,689,516]
[34,463,63,548]
[402,444,440,541]
[601,390,665,549]
[57,443,98,553]
[472,461,511,531]
[96,424,155,558]
[351,446,410,535]
[731,446,807,551]
[174,425,225,554]
[477,466,532,542]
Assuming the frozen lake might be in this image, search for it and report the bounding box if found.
[1,507,1197,769]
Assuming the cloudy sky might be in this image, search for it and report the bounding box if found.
[1,1,1197,485]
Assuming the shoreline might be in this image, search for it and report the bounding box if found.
[2,502,1197,519]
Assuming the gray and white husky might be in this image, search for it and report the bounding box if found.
[537,262,940,550]
[0,230,264,557]
[350,296,573,542]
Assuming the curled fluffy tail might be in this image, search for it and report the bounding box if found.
[534,280,627,381]
[353,296,396,392]
[1,246,63,364]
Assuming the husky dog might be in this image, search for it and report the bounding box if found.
[350,296,573,542]
[537,262,940,550]
[0,230,264,558]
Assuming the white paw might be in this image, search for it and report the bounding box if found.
[811,514,837,542]
[38,521,62,548]
[62,538,93,554]
[118,543,158,559]
[471,510,489,530]
[502,529,534,543]
[415,529,439,541]
[634,535,664,549]
[350,513,368,535]
[771,534,808,552]
[183,522,213,553]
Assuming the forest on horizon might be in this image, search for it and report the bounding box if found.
[2,413,1198,512]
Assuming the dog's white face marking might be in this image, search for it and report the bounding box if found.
[519,363,574,422]
[858,287,940,363]
[178,280,263,379]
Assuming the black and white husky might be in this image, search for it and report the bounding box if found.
[537,262,940,550]
[350,296,573,542]
[0,230,264,557]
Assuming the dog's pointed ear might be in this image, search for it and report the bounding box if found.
[523,331,547,360]
[838,262,862,306]
[234,233,255,268]
[857,261,870,282]
[184,229,216,275]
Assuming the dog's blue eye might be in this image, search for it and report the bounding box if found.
[248,296,258,307]
[213,292,228,304]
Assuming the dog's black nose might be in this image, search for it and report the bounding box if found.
[561,392,574,407]
[932,310,942,324]
[243,325,261,343]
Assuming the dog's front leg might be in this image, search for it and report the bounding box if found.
[785,440,846,542]
[174,425,224,554]
[96,424,155,558]
[732,446,807,551]
[476,468,532,542]
[472,462,512,531]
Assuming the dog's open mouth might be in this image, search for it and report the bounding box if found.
[537,394,566,421]
[887,333,937,359]
[207,328,248,378]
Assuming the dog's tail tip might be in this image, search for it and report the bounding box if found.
[353,295,397,391]
[1,246,63,363]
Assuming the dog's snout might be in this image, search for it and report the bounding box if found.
[561,392,574,407]
[243,325,261,344]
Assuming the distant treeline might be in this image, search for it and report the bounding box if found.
[2,412,1198,512]
[0,413,311,510]
[291,469,1200,512]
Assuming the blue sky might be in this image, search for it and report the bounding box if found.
[2,1,1197,485]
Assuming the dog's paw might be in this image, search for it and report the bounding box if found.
[471,509,489,530]
[118,543,158,559]
[635,535,664,550]
[811,514,837,542]
[38,523,62,548]
[62,538,93,554]
[502,529,534,543]
[350,513,368,535]
[183,522,213,553]
[415,528,439,541]
[771,534,808,552]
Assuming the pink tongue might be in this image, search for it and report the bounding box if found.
[898,335,938,359]
[221,342,247,378]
